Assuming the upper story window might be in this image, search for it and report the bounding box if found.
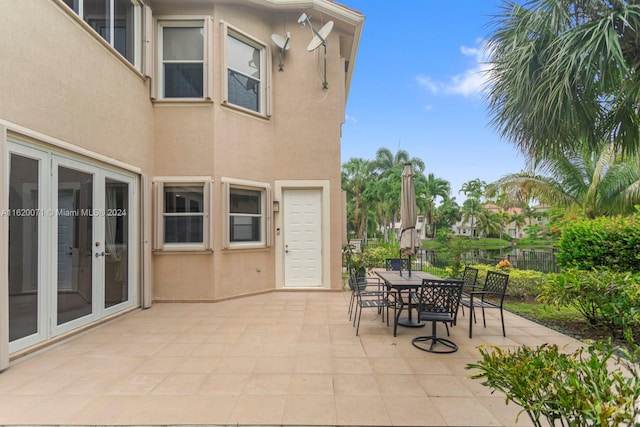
[62,0,137,64]
[224,28,268,114]
[158,20,206,99]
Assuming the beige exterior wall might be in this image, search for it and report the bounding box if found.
[0,0,155,170]
[150,4,353,300]
[1,0,363,326]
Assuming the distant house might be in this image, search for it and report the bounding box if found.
[390,215,427,240]
[0,0,364,369]
[452,203,549,238]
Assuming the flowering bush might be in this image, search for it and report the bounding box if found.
[496,259,512,271]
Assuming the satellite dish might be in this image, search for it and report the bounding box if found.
[271,32,290,71]
[307,21,333,52]
[271,33,290,51]
[298,14,333,90]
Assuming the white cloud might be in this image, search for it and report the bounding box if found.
[417,38,491,98]
[345,114,358,123]
[416,75,442,94]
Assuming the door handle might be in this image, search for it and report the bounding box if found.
[95,251,105,258]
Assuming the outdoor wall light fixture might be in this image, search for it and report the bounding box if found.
[273,200,280,212]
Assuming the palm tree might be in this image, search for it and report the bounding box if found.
[485,0,640,159]
[510,212,526,239]
[489,143,640,218]
[422,173,451,238]
[459,178,486,200]
[460,198,484,237]
[373,147,425,174]
[363,169,402,242]
[341,158,375,238]
[494,210,511,240]
[475,209,501,238]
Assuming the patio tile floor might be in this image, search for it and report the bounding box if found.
[0,290,584,426]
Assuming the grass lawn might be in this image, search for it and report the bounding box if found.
[504,299,579,323]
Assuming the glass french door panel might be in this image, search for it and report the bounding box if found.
[57,166,94,325]
[8,154,40,342]
[104,178,129,308]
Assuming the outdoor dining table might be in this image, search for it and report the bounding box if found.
[374,270,441,337]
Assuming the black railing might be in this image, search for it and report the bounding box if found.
[347,239,559,274]
[417,249,558,273]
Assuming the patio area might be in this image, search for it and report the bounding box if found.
[0,289,583,426]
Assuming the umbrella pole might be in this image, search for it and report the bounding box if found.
[408,255,411,277]
[399,248,403,277]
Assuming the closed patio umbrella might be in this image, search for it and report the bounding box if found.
[400,163,420,276]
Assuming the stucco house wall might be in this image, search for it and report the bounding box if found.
[0,0,363,367]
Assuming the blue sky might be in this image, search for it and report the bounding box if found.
[340,1,526,203]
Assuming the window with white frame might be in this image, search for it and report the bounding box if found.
[158,20,205,99]
[223,180,270,248]
[226,30,266,113]
[62,0,138,64]
[153,179,212,250]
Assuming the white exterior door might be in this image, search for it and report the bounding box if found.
[283,189,322,287]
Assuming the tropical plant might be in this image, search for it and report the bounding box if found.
[460,198,484,237]
[556,214,640,271]
[342,158,376,238]
[489,144,640,218]
[494,210,511,240]
[485,0,640,160]
[434,197,461,234]
[467,341,640,427]
[459,178,486,200]
[373,147,425,174]
[539,268,640,343]
[422,173,451,238]
[510,212,526,238]
[475,208,501,237]
[363,167,402,241]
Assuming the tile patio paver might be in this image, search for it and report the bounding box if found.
[0,290,586,426]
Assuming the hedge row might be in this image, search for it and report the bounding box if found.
[556,215,640,271]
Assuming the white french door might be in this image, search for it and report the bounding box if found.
[8,142,137,352]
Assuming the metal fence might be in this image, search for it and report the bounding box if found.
[412,248,559,274]
[349,239,559,274]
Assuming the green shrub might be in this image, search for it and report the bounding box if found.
[467,341,640,427]
[539,268,640,343]
[556,215,640,271]
[361,244,400,269]
[444,264,545,300]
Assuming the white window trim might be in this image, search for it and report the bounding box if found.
[56,0,143,72]
[222,178,271,250]
[155,16,213,101]
[153,177,213,252]
[221,21,271,117]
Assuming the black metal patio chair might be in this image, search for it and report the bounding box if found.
[346,265,383,321]
[460,270,509,338]
[411,278,464,353]
[385,258,409,271]
[456,266,479,324]
[351,269,396,336]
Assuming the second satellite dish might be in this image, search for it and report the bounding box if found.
[307,21,333,52]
